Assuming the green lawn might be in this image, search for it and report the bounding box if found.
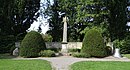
[123,54,130,59]
[70,61,130,70]
[0,59,52,70]
[0,54,52,70]
[0,53,16,59]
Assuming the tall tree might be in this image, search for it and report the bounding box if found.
[0,0,15,35]
[0,0,41,53]
[45,0,127,42]
[45,0,63,42]
[106,0,127,41]
[12,0,40,36]
[45,0,81,42]
[76,0,109,36]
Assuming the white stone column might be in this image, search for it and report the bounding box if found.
[63,16,67,43]
[61,16,68,55]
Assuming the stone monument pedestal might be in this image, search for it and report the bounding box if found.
[61,42,68,56]
[13,48,19,56]
[13,42,20,56]
[113,48,122,58]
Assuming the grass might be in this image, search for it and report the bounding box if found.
[0,54,52,70]
[0,53,17,59]
[70,61,130,70]
[0,59,52,70]
[122,54,130,59]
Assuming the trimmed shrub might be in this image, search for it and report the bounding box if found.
[20,31,46,58]
[81,28,107,57]
[39,50,55,57]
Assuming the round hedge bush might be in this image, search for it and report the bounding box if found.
[81,28,107,57]
[20,31,46,57]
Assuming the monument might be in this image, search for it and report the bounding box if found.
[106,38,114,54]
[61,16,68,55]
[13,42,20,56]
[113,48,122,58]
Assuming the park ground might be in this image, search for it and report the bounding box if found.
[1,54,130,70]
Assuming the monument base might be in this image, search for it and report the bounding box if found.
[113,48,122,58]
[61,42,68,56]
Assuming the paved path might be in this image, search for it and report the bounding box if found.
[13,56,130,70]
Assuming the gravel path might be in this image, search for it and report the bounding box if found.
[13,56,130,70]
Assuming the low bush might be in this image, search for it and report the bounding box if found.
[121,35,130,54]
[39,50,55,57]
[113,38,130,54]
[72,53,91,58]
[68,48,80,53]
[47,48,61,53]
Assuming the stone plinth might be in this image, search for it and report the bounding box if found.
[13,48,19,56]
[61,42,68,56]
[113,48,122,58]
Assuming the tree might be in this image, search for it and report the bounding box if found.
[0,0,15,36]
[46,0,63,42]
[44,0,127,42]
[47,0,109,42]
[0,0,40,37]
[0,0,41,53]
[0,0,16,53]
[45,0,82,42]
[106,0,127,41]
[12,0,40,36]
[76,0,109,37]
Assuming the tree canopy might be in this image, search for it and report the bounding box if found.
[45,0,128,42]
[0,0,128,42]
[0,0,40,53]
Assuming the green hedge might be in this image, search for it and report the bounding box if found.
[20,31,46,58]
[123,35,130,54]
[72,53,91,58]
[81,28,107,57]
[113,36,130,54]
[39,50,55,57]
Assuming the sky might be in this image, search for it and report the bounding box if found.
[27,0,53,34]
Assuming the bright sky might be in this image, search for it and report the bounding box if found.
[27,0,53,34]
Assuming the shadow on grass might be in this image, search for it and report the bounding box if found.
[0,53,18,59]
